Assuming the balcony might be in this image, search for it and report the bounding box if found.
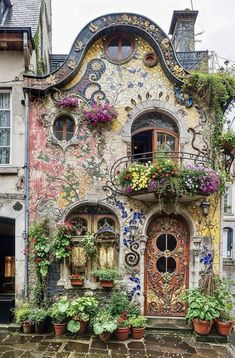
[109,151,218,202]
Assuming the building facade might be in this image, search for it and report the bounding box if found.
[0,0,51,321]
[23,12,224,317]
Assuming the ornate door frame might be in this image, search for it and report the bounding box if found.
[144,214,189,317]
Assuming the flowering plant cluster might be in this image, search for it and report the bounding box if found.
[56,96,78,108]
[69,273,85,280]
[53,222,77,260]
[118,159,221,196]
[82,102,118,127]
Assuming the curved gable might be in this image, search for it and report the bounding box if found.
[24,12,188,94]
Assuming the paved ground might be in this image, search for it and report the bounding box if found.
[0,331,234,358]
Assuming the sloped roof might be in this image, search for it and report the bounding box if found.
[3,0,41,36]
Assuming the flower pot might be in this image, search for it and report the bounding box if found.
[53,322,67,336]
[115,327,129,341]
[215,319,234,336]
[70,279,84,286]
[22,321,34,334]
[193,318,213,335]
[99,331,111,342]
[35,321,45,334]
[100,280,114,288]
[77,320,87,335]
[131,327,145,339]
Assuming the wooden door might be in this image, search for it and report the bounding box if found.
[144,214,189,316]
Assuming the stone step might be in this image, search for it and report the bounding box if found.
[0,323,21,332]
[146,317,192,333]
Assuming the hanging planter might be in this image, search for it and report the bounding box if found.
[82,102,118,127]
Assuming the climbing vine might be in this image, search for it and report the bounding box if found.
[183,72,235,154]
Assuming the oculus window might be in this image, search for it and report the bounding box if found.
[53,115,75,141]
[106,35,134,62]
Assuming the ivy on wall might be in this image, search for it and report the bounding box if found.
[183,72,235,154]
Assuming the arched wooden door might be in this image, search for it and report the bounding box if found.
[144,214,189,316]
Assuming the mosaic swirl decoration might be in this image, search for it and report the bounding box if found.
[125,242,140,267]
[24,13,188,93]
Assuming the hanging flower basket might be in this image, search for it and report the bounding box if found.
[56,96,79,109]
[82,102,118,127]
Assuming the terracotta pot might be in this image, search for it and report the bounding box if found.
[77,320,87,335]
[22,321,34,334]
[115,327,129,341]
[70,279,84,286]
[35,321,45,334]
[99,331,111,342]
[215,319,234,336]
[100,280,113,288]
[131,327,145,339]
[193,318,213,335]
[53,322,67,336]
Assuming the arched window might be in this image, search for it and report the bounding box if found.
[223,227,233,258]
[131,111,179,156]
[53,115,75,141]
[106,34,134,62]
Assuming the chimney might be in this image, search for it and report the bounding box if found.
[169,9,198,52]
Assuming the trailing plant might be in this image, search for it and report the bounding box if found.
[83,102,118,127]
[78,233,96,258]
[93,310,118,335]
[92,268,119,281]
[53,222,76,260]
[129,315,147,328]
[183,72,235,151]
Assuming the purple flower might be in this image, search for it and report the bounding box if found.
[57,97,78,108]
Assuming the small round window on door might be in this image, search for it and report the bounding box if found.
[53,115,75,141]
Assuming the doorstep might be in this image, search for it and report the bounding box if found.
[146,317,192,333]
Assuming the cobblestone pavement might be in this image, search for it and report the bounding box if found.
[0,331,234,358]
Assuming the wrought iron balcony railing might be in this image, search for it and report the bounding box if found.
[109,151,215,200]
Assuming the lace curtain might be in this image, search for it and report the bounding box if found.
[0,93,10,164]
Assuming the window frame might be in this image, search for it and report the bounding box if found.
[105,34,135,63]
[53,114,75,142]
[223,185,233,215]
[0,90,11,166]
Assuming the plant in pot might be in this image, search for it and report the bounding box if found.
[110,291,130,319]
[15,304,34,334]
[219,130,235,153]
[69,273,85,286]
[183,288,220,335]
[93,310,118,342]
[67,296,99,335]
[48,297,69,336]
[214,277,235,336]
[92,268,119,288]
[115,318,130,341]
[30,307,48,333]
[129,315,147,339]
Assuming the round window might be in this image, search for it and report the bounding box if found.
[106,35,134,62]
[53,115,75,141]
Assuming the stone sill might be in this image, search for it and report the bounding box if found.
[0,167,19,175]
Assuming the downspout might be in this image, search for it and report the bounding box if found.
[23,91,30,298]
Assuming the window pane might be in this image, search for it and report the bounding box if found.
[121,38,132,59]
[0,147,10,164]
[167,234,177,251]
[0,111,10,127]
[108,38,119,59]
[0,128,10,146]
[0,93,10,109]
[156,234,166,251]
[53,115,75,141]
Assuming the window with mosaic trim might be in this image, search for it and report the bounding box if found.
[0,92,11,165]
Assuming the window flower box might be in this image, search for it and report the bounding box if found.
[69,274,85,286]
[82,102,118,127]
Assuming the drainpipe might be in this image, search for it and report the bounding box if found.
[23,91,29,298]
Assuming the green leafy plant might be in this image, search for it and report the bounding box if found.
[67,296,99,333]
[117,319,130,328]
[30,307,48,324]
[110,291,130,317]
[92,268,119,281]
[14,304,33,324]
[214,277,235,321]
[93,310,118,335]
[53,222,76,260]
[129,315,147,328]
[219,130,235,150]
[182,288,221,321]
[48,297,69,324]
[78,233,96,258]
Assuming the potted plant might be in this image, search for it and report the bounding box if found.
[183,288,220,335]
[219,130,235,153]
[69,273,85,286]
[115,319,130,341]
[48,297,69,336]
[14,304,34,334]
[92,268,119,288]
[67,296,99,335]
[110,291,130,319]
[93,310,118,342]
[53,222,76,260]
[30,307,48,333]
[214,277,235,336]
[129,315,147,339]
[82,102,118,127]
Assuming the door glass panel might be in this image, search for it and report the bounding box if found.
[157,133,175,152]
[167,234,177,251]
[167,257,176,273]
[156,257,166,272]
[156,234,166,251]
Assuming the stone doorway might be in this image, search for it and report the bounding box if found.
[144,213,189,316]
